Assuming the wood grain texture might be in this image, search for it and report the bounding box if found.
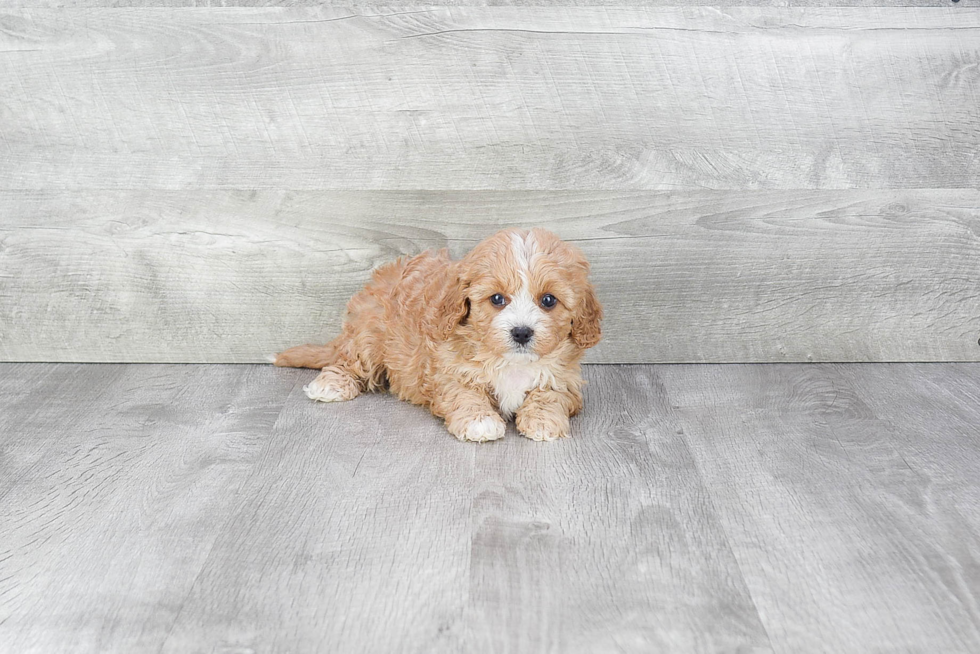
[133,365,770,653]
[460,365,771,653]
[155,378,482,653]
[14,1,972,7]
[0,363,295,654]
[657,363,980,653]
[3,362,979,652]
[1,189,977,364]
[0,363,127,502]
[1,7,978,189]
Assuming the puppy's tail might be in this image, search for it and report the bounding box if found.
[272,343,341,370]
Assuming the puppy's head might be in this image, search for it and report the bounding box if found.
[438,228,602,362]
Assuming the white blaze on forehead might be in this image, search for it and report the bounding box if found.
[492,231,545,356]
[510,230,538,278]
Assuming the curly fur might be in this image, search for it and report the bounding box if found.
[274,228,602,442]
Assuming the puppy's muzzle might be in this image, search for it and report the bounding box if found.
[510,326,534,346]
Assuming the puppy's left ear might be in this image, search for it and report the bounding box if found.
[434,266,470,340]
[571,283,603,349]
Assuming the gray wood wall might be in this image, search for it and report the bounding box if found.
[1,5,978,363]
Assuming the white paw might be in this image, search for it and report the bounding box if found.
[304,381,345,403]
[456,415,506,443]
[520,426,568,442]
[517,414,570,442]
[303,371,359,403]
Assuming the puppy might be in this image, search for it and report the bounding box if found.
[273,228,602,442]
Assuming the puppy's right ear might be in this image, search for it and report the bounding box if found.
[434,265,470,340]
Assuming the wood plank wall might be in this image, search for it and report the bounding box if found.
[1,5,978,363]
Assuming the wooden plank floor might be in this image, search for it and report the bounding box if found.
[1,363,978,653]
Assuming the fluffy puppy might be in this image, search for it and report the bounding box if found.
[274,228,602,442]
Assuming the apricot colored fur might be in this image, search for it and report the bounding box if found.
[274,228,602,442]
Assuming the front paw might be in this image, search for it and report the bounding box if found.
[516,408,570,442]
[449,414,506,443]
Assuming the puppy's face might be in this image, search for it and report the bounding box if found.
[444,229,602,362]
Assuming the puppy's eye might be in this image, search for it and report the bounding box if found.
[490,293,507,307]
[540,293,558,309]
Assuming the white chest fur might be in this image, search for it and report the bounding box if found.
[492,364,541,418]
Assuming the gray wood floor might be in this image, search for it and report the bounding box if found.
[1,362,978,653]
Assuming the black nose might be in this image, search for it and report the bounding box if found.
[511,326,534,345]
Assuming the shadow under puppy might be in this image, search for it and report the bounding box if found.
[274,228,602,442]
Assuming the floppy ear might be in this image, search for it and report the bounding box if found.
[571,282,603,349]
[433,265,470,340]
